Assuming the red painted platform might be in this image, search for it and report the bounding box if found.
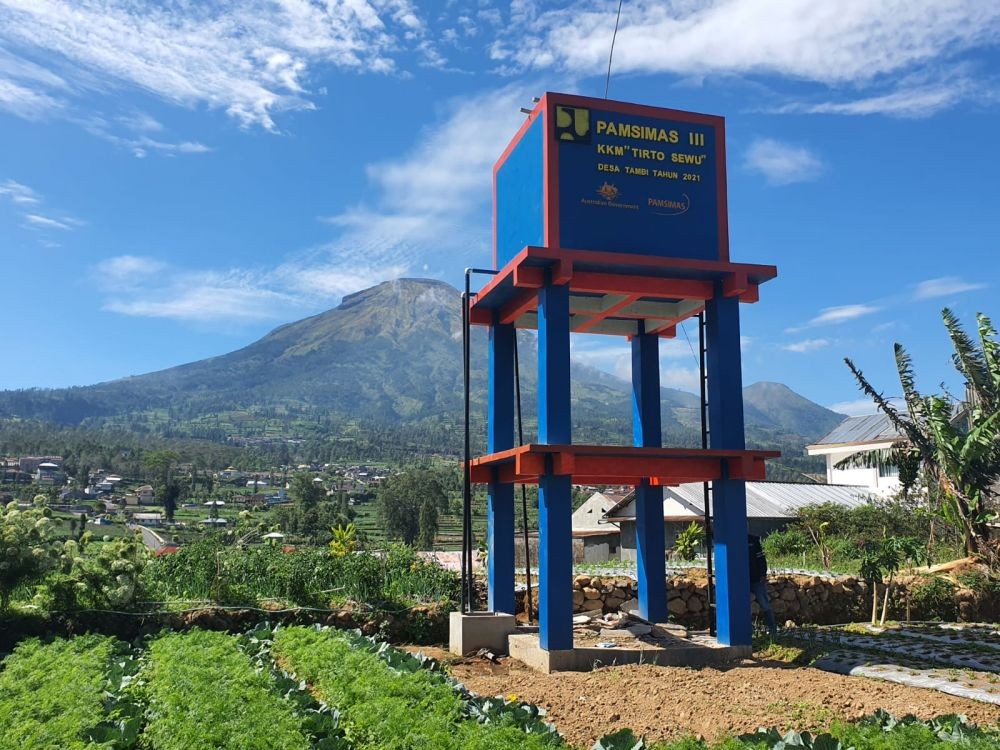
[467,444,779,486]
[469,246,777,337]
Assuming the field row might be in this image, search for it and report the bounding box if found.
[2,627,999,749]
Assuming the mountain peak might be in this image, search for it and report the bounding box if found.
[339,277,458,310]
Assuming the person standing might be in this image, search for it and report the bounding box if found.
[748,534,777,638]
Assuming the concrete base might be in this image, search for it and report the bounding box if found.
[449,611,517,656]
[508,631,751,674]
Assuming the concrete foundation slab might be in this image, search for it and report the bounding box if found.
[449,611,517,656]
[508,631,750,674]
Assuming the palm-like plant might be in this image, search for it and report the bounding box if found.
[842,309,1000,561]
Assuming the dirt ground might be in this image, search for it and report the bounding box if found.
[412,647,1000,746]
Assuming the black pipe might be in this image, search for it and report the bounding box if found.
[460,268,499,613]
[698,311,716,636]
[513,332,533,623]
[461,287,471,612]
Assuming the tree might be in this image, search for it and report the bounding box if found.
[796,503,848,569]
[860,535,925,626]
[418,497,438,550]
[0,501,57,610]
[843,310,1000,560]
[377,471,446,546]
[144,449,181,485]
[158,480,181,522]
[288,474,324,508]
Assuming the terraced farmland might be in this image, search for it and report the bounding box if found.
[2,626,998,749]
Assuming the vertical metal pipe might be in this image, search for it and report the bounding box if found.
[699,311,716,636]
[513,332,533,623]
[461,285,471,613]
[460,267,501,614]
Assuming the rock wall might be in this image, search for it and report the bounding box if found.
[517,572,994,628]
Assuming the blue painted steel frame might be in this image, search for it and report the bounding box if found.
[537,279,573,650]
[487,321,516,614]
[705,287,752,646]
[631,329,667,622]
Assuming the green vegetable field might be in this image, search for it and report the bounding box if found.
[1,626,998,750]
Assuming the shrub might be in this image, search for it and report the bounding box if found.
[143,541,459,610]
[37,536,149,612]
[908,576,958,621]
[761,528,809,558]
[673,522,705,561]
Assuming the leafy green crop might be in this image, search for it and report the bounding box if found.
[646,710,999,749]
[0,634,123,749]
[272,625,564,750]
[137,630,315,750]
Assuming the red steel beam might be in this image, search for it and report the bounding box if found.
[571,271,714,299]
[499,289,538,325]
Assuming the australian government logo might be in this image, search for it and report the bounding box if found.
[580,182,638,210]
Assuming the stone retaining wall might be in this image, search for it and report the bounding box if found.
[516,572,995,627]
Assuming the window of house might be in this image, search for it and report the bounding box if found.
[878,464,899,478]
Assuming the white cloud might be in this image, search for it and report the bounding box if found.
[570,335,700,385]
[23,213,81,230]
[77,115,211,158]
[1,177,84,240]
[783,338,830,353]
[744,138,824,185]
[0,179,40,205]
[807,304,881,327]
[492,1,1000,86]
[826,398,877,417]
[314,84,532,277]
[827,397,905,417]
[913,276,987,300]
[0,76,63,119]
[776,83,971,118]
[90,85,540,324]
[95,255,166,283]
[0,0,429,131]
[104,271,299,323]
[661,366,700,393]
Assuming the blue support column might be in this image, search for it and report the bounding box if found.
[487,322,515,614]
[537,279,573,651]
[631,329,666,622]
[705,287,752,646]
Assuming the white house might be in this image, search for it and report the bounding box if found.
[571,490,628,561]
[571,481,872,563]
[806,414,903,495]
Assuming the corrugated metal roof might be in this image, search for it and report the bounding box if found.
[606,481,871,521]
[809,413,902,447]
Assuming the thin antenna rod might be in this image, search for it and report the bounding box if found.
[604,0,625,99]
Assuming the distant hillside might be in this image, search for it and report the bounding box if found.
[743,381,844,439]
[0,279,843,466]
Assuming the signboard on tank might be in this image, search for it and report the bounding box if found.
[494,92,728,268]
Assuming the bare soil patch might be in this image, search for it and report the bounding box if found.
[447,656,1000,746]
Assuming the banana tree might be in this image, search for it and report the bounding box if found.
[842,309,1000,562]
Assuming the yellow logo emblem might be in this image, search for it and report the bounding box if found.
[555,105,591,143]
[597,182,620,201]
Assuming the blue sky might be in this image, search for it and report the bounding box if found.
[1,0,998,416]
